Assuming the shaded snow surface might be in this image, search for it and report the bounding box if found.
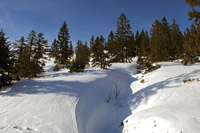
[1,58,200,133]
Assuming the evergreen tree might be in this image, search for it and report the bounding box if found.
[149,19,162,62]
[89,35,95,53]
[139,30,150,57]
[128,32,136,57]
[69,40,89,73]
[50,39,59,60]
[150,17,172,62]
[136,30,152,73]
[92,36,111,69]
[135,30,140,56]
[114,13,132,62]
[182,25,200,65]
[106,31,116,62]
[170,18,184,59]
[32,32,48,77]
[185,0,200,25]
[14,30,48,78]
[0,29,13,87]
[55,21,71,68]
[13,36,27,80]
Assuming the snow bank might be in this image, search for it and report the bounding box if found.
[122,61,200,133]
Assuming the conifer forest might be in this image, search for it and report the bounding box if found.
[1,0,200,88]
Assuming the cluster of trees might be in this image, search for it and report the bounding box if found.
[0,29,49,87]
[0,0,200,87]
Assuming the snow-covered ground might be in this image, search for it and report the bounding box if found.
[0,58,200,133]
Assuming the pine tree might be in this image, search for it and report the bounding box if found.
[182,25,200,65]
[0,29,13,87]
[136,30,152,73]
[13,36,27,80]
[32,32,48,77]
[69,40,89,73]
[128,32,136,57]
[149,19,162,62]
[139,30,150,57]
[106,31,116,62]
[150,17,173,62]
[55,21,71,68]
[14,31,48,78]
[114,13,132,62]
[135,30,140,56]
[170,18,184,59]
[185,0,200,25]
[90,35,95,53]
[50,39,59,60]
[92,36,111,69]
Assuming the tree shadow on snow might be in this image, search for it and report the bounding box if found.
[0,78,87,97]
[129,69,199,110]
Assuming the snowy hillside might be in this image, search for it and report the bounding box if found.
[0,58,200,133]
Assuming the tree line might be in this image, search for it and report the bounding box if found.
[0,0,199,87]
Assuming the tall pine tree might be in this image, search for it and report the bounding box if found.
[54,21,72,69]
[0,29,13,87]
[114,13,132,62]
[92,36,111,69]
[70,40,89,73]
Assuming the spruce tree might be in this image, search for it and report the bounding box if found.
[114,13,132,62]
[92,36,111,69]
[135,30,140,56]
[32,32,48,77]
[14,30,48,78]
[170,18,184,59]
[90,35,95,53]
[0,29,13,87]
[185,0,200,25]
[136,30,152,73]
[69,40,89,73]
[55,21,71,68]
[149,19,162,62]
[13,36,27,80]
[182,25,200,65]
[150,17,173,62]
[106,31,116,62]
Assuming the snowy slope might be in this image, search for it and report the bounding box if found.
[122,61,200,133]
[0,58,200,133]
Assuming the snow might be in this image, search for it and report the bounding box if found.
[0,58,200,133]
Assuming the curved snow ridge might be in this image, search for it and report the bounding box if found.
[75,64,135,133]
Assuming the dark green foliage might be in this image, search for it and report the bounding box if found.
[149,17,181,62]
[69,40,90,73]
[136,56,153,73]
[0,29,13,87]
[182,25,200,65]
[135,30,140,56]
[185,0,200,25]
[114,13,133,62]
[13,30,48,78]
[139,30,150,57]
[91,36,111,69]
[52,21,73,69]
[90,35,95,53]
[106,31,117,62]
[53,65,60,72]
[170,18,184,60]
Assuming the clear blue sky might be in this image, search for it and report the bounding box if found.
[0,0,193,45]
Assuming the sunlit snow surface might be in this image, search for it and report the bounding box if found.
[0,58,200,133]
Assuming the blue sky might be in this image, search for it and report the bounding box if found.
[0,0,193,45]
